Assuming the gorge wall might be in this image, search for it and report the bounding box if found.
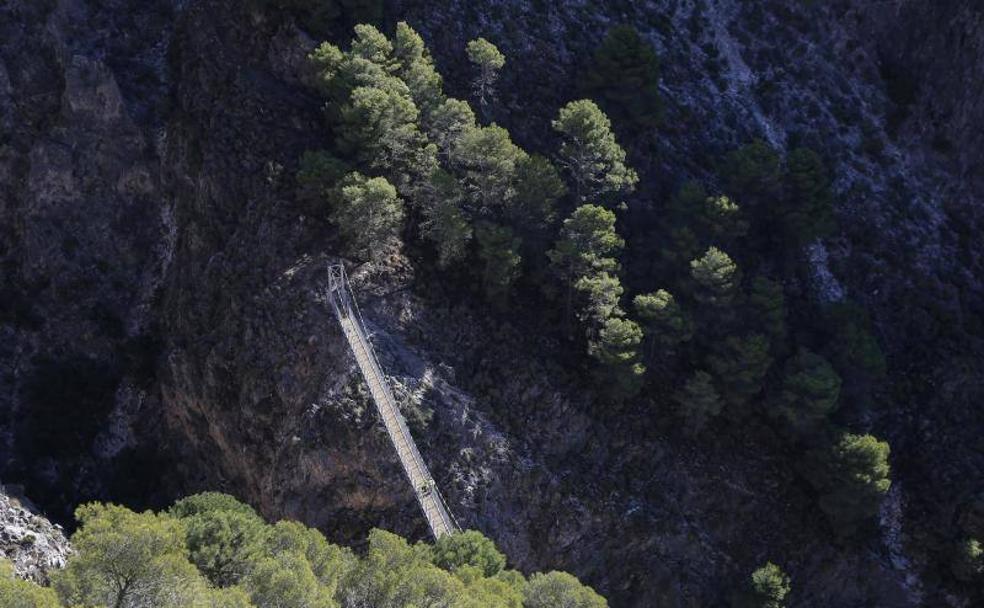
[1,0,982,605]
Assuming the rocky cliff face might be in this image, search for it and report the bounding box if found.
[0,485,70,583]
[1,0,982,606]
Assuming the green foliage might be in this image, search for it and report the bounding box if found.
[339,81,435,189]
[297,151,350,205]
[511,154,566,231]
[309,41,346,94]
[0,559,61,608]
[549,205,623,280]
[331,172,405,260]
[246,553,334,608]
[456,570,524,608]
[52,503,207,608]
[553,99,638,203]
[546,204,639,390]
[690,247,740,307]
[207,586,256,608]
[950,537,983,582]
[475,222,522,304]
[721,140,782,204]
[524,571,608,608]
[24,494,607,608]
[169,492,261,520]
[457,124,526,213]
[674,370,722,435]
[634,290,692,343]
[266,521,356,595]
[349,23,396,68]
[430,530,507,577]
[803,433,892,536]
[575,271,624,326]
[746,277,787,348]
[428,98,477,164]
[341,529,465,607]
[772,349,841,436]
[182,508,268,587]
[707,334,773,413]
[549,205,623,322]
[466,38,506,108]
[313,25,438,191]
[421,170,472,268]
[822,302,887,379]
[588,317,645,375]
[634,289,694,361]
[393,22,444,120]
[732,562,791,608]
[581,25,662,130]
[783,148,835,245]
[701,194,749,244]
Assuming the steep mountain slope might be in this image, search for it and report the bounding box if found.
[1,1,981,606]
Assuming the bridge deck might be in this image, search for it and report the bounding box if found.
[327,264,457,539]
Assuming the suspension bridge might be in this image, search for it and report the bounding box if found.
[326,263,459,539]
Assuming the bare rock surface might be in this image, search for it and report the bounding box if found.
[0,485,70,584]
[0,1,982,606]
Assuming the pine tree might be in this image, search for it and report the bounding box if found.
[430,530,506,578]
[511,154,566,230]
[746,276,787,349]
[349,23,396,68]
[393,22,444,121]
[332,172,405,260]
[674,370,722,436]
[701,194,749,244]
[722,139,782,205]
[511,154,567,275]
[783,148,835,246]
[707,334,773,414]
[553,99,638,204]
[548,205,624,324]
[466,38,506,110]
[656,181,704,271]
[428,98,477,165]
[420,169,472,268]
[475,222,522,305]
[308,41,346,95]
[575,271,624,327]
[772,349,841,436]
[0,559,60,608]
[588,316,645,399]
[733,562,791,608]
[950,538,983,582]
[802,433,891,536]
[456,124,526,214]
[296,151,350,207]
[524,572,607,608]
[633,290,693,360]
[339,79,436,191]
[51,504,208,608]
[581,25,662,130]
[690,247,740,307]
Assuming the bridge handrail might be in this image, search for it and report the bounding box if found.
[325,263,459,537]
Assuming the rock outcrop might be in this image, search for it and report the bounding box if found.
[0,485,70,584]
[0,1,982,606]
